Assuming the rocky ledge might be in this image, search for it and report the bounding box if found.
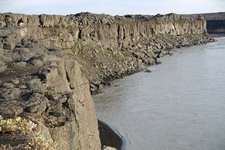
[0,12,214,149]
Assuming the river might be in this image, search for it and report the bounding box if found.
[93,37,225,150]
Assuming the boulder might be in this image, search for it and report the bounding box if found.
[103,146,117,150]
[158,50,167,58]
[145,69,152,73]
[147,58,155,65]
[0,42,3,48]
[0,61,7,73]
[156,60,162,65]
[3,38,16,50]
[146,50,157,58]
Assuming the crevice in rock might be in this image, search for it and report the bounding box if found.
[117,25,120,39]
[78,29,82,39]
[123,28,125,40]
[45,105,49,114]
[65,70,70,82]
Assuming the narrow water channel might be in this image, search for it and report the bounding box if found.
[93,37,225,150]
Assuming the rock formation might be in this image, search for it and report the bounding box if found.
[0,27,101,149]
[0,12,214,149]
[183,12,225,37]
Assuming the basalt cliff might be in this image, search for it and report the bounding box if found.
[0,12,213,149]
[184,12,225,37]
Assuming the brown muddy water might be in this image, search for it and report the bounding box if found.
[93,37,225,150]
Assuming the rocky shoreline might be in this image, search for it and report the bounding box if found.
[0,12,215,149]
[0,12,215,95]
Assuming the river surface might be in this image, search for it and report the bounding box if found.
[93,37,225,150]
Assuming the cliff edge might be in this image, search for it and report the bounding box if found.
[0,27,101,149]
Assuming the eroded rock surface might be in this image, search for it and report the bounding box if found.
[0,27,100,149]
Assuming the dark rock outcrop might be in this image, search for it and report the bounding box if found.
[0,27,101,149]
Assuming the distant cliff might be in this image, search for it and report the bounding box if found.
[0,12,213,149]
[183,12,225,37]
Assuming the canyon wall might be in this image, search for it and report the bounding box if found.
[0,12,209,48]
[183,12,225,37]
[0,12,214,149]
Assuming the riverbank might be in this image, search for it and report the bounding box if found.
[0,13,214,95]
[93,37,225,150]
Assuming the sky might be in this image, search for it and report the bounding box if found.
[0,0,225,16]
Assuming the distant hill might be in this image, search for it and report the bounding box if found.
[183,12,225,37]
